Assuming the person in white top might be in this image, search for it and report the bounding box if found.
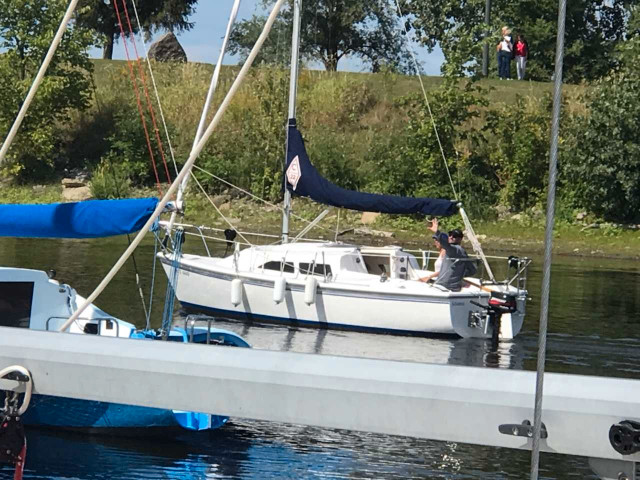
[496,26,513,79]
[418,235,446,283]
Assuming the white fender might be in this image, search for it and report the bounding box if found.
[231,278,243,306]
[273,277,286,304]
[304,276,318,305]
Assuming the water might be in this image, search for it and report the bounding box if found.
[1,236,639,479]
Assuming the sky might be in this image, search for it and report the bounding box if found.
[89,0,445,76]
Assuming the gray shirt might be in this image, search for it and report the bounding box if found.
[433,231,477,291]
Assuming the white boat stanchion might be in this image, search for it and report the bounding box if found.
[304,276,317,305]
[273,277,286,304]
[231,278,243,306]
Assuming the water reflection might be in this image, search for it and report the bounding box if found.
[0,237,639,479]
[199,315,526,372]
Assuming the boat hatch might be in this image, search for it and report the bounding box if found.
[0,282,34,329]
[360,250,420,280]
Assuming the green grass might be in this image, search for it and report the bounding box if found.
[0,184,63,204]
[177,193,640,259]
[4,59,623,257]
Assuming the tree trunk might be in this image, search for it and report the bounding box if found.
[102,30,115,60]
[323,51,339,71]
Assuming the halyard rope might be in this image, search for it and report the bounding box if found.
[112,0,164,194]
[130,0,179,176]
[119,0,172,184]
[59,0,288,332]
[392,0,458,201]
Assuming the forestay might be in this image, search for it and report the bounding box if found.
[284,119,458,217]
[0,198,158,238]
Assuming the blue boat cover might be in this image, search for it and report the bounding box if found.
[0,197,159,238]
[285,119,458,217]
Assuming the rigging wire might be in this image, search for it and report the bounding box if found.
[90,68,150,321]
[112,0,163,195]
[191,164,335,234]
[129,0,179,176]
[128,0,332,242]
[0,0,81,166]
[145,230,161,331]
[59,0,289,333]
[392,0,458,201]
[188,170,254,247]
[120,0,172,185]
[531,0,566,476]
[160,228,184,339]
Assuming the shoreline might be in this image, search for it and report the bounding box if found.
[2,184,639,261]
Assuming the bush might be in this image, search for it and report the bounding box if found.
[90,157,132,199]
[301,74,376,128]
[0,0,95,181]
[564,64,640,224]
[196,68,289,201]
[363,78,498,218]
[479,95,554,212]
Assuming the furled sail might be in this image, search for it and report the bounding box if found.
[0,198,159,238]
[285,119,458,217]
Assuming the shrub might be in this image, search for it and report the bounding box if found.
[301,74,376,128]
[564,65,640,223]
[479,95,554,212]
[90,157,132,199]
[0,0,95,181]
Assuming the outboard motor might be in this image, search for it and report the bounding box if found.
[488,290,518,314]
[472,290,518,347]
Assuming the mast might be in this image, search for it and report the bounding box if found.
[281,0,302,244]
[167,0,241,233]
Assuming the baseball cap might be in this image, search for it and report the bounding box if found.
[448,229,463,239]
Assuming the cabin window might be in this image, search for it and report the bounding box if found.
[260,261,295,273]
[0,282,33,329]
[361,255,390,276]
[299,263,332,277]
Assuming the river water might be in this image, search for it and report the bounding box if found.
[1,236,639,479]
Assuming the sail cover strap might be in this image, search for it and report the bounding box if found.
[285,119,458,217]
[0,198,159,238]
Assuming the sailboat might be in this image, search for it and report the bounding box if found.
[0,0,277,433]
[0,199,249,431]
[158,0,531,340]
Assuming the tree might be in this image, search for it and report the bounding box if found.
[563,35,640,224]
[400,0,629,82]
[229,0,412,73]
[77,0,197,60]
[0,0,95,179]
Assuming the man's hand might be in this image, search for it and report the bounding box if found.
[428,218,438,233]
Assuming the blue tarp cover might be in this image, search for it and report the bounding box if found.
[0,197,159,238]
[285,119,458,217]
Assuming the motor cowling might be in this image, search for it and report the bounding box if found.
[488,291,517,314]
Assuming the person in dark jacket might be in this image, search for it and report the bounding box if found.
[496,26,513,79]
[426,218,477,291]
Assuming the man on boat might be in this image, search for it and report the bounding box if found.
[420,218,477,291]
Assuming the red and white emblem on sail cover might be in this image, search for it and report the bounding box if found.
[286,155,302,190]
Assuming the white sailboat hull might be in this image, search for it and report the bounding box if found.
[161,251,525,339]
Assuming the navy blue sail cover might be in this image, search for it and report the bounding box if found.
[0,197,159,238]
[285,119,458,217]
